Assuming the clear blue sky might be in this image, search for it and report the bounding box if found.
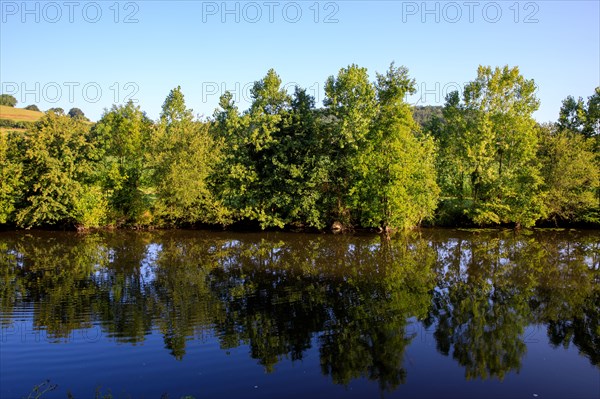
[1,0,599,122]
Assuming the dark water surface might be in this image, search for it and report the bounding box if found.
[0,229,598,399]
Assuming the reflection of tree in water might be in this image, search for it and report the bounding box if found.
[427,232,532,380]
[531,232,600,367]
[208,238,329,370]
[426,230,600,379]
[1,228,598,388]
[0,238,25,328]
[207,233,436,393]
[94,233,154,344]
[0,232,108,340]
[151,235,224,359]
[546,291,600,366]
[318,236,435,391]
[429,283,528,380]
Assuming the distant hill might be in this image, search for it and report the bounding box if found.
[412,105,444,128]
[0,105,44,123]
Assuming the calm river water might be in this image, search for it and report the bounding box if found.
[0,229,598,398]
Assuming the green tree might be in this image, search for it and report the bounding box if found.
[14,111,106,228]
[438,66,544,227]
[242,69,292,228]
[278,87,332,228]
[0,131,23,224]
[213,70,293,228]
[558,87,600,140]
[151,87,228,226]
[323,64,378,227]
[47,107,64,115]
[0,94,17,107]
[91,101,153,225]
[358,63,439,230]
[586,87,600,141]
[24,104,40,112]
[211,91,247,219]
[538,123,599,223]
[68,107,86,120]
[558,95,587,133]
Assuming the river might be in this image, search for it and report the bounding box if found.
[0,229,598,398]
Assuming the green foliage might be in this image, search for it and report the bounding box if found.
[0,131,24,224]
[91,101,153,226]
[211,64,439,230]
[0,94,17,107]
[14,111,100,228]
[0,65,596,229]
[358,63,439,229]
[151,87,229,226]
[412,105,443,128]
[558,87,600,139]
[0,119,34,129]
[47,107,64,115]
[213,70,296,228]
[73,185,110,228]
[25,104,40,112]
[435,65,544,227]
[278,87,332,228]
[538,124,600,223]
[214,83,331,229]
[587,87,600,141]
[323,64,378,225]
[67,107,86,120]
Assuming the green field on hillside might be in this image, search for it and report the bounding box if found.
[0,105,43,122]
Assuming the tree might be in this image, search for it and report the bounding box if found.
[212,91,246,218]
[24,104,40,112]
[323,64,378,227]
[558,96,587,133]
[359,63,439,230]
[213,70,293,228]
[91,101,153,225]
[0,94,17,107]
[586,87,600,141]
[278,87,332,228]
[0,130,23,224]
[438,66,545,227]
[241,69,293,228]
[151,87,228,226]
[555,88,600,222]
[538,123,599,224]
[558,87,600,140]
[14,111,106,228]
[47,107,64,115]
[68,107,86,120]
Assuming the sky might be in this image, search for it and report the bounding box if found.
[1,0,599,122]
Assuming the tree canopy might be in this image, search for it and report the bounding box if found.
[68,107,87,120]
[0,94,17,107]
[0,65,598,230]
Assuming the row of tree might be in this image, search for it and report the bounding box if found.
[0,64,598,230]
[429,67,599,227]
